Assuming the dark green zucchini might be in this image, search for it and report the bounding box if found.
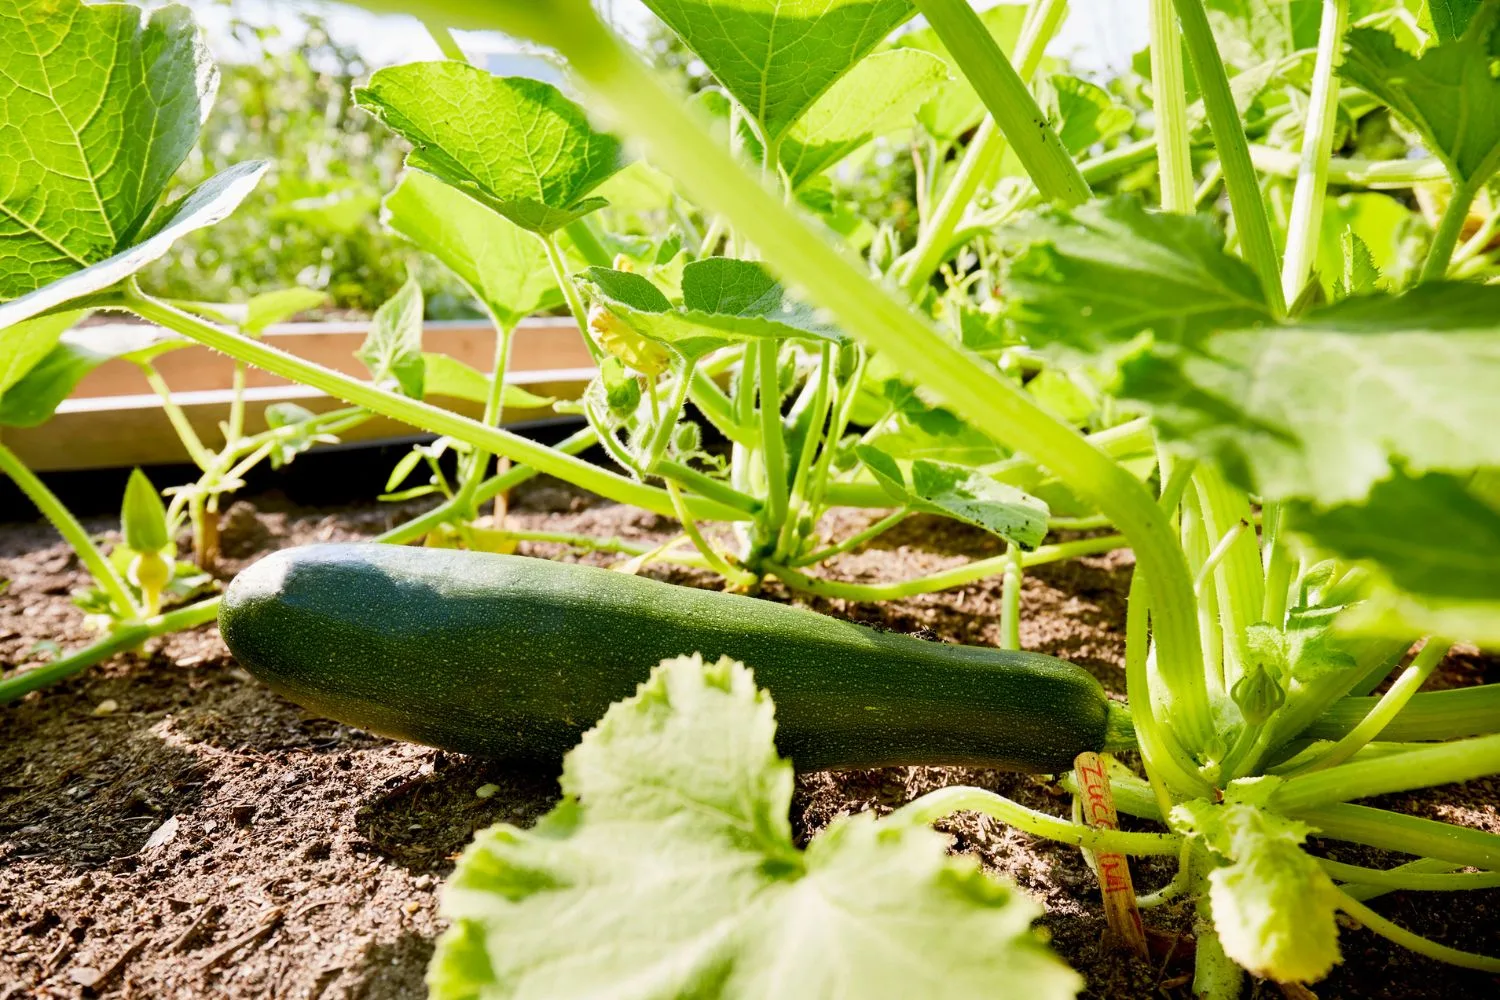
[220,543,1127,772]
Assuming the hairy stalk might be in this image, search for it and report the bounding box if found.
[1171,0,1286,314]
[0,442,139,620]
[1301,802,1500,871]
[791,508,909,567]
[913,0,1089,207]
[894,786,1183,856]
[1290,638,1449,773]
[1249,145,1445,186]
[453,317,517,519]
[1304,683,1500,743]
[1149,0,1194,213]
[770,534,1126,601]
[123,286,745,524]
[1337,892,1500,972]
[1272,733,1500,811]
[0,597,220,704]
[1280,0,1351,304]
[142,365,213,470]
[897,0,1068,293]
[1420,179,1481,282]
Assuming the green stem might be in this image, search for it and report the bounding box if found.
[757,341,789,534]
[792,507,910,567]
[1341,858,1463,903]
[1289,638,1449,773]
[641,362,696,472]
[770,533,1126,601]
[1149,0,1195,213]
[228,362,247,445]
[0,597,220,704]
[470,526,708,567]
[0,442,139,620]
[655,460,762,516]
[1271,732,1500,811]
[913,0,1088,207]
[1301,802,1500,870]
[896,0,1067,294]
[542,233,606,363]
[454,317,517,518]
[1337,891,1500,973]
[894,786,1182,857]
[776,342,832,558]
[1172,0,1287,314]
[1248,144,1446,186]
[122,286,745,524]
[665,480,756,588]
[1126,569,1211,801]
[1305,683,1500,743]
[999,544,1023,651]
[477,0,1213,773]
[1280,0,1351,304]
[1420,178,1481,283]
[1322,858,1500,892]
[141,364,213,471]
[563,218,614,268]
[421,18,467,60]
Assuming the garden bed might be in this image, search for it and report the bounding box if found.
[0,481,1495,1000]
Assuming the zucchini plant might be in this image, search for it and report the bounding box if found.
[3,0,1500,995]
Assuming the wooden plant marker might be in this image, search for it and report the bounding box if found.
[1074,752,1149,958]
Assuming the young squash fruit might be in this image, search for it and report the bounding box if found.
[220,543,1130,771]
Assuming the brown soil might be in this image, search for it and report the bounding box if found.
[1,482,1496,1000]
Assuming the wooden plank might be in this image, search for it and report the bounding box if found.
[1,318,597,472]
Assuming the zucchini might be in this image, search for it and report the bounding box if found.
[220,543,1126,772]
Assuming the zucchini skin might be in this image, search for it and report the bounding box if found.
[220,543,1111,772]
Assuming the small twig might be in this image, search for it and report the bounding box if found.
[289,898,336,921]
[197,906,284,971]
[82,934,148,992]
[43,936,73,973]
[167,903,223,954]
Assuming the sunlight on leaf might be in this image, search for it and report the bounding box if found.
[356,64,625,234]
[357,279,425,398]
[858,444,1049,548]
[428,653,1080,1000]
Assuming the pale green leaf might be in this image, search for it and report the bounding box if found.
[580,258,843,359]
[121,468,169,555]
[780,49,949,190]
[1289,470,1500,609]
[0,323,187,427]
[0,0,216,304]
[357,279,425,398]
[857,444,1049,548]
[428,653,1080,1000]
[1047,74,1136,155]
[1342,11,1500,186]
[0,161,268,330]
[383,170,557,327]
[422,352,556,409]
[1173,798,1342,983]
[642,0,917,144]
[355,64,625,235]
[1120,284,1500,505]
[1001,197,1272,357]
[243,287,327,335]
[1204,0,1321,68]
[0,310,82,397]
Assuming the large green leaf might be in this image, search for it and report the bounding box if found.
[580,257,844,359]
[1342,9,1500,186]
[428,653,1080,1000]
[0,0,215,305]
[1001,197,1272,358]
[1120,284,1500,505]
[0,161,268,330]
[1289,471,1500,646]
[355,64,625,235]
[1204,0,1322,69]
[858,444,1050,548]
[383,170,558,327]
[780,49,948,190]
[643,0,917,144]
[0,322,186,427]
[1429,0,1486,41]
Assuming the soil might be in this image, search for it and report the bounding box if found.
[1,481,1496,1000]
